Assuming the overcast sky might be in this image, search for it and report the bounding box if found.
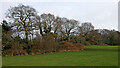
[0,0,119,30]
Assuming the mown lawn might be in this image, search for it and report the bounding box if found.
[2,46,118,66]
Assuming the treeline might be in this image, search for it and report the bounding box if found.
[1,4,120,56]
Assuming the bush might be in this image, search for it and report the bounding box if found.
[57,41,85,52]
[83,41,91,46]
[74,43,85,50]
[28,33,58,55]
[2,41,27,56]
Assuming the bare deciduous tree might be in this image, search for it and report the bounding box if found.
[60,18,79,40]
[79,22,94,35]
[6,4,37,40]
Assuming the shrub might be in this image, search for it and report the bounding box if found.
[83,41,91,46]
[28,33,58,55]
[74,43,85,50]
[2,42,27,56]
[57,41,85,52]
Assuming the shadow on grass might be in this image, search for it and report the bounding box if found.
[84,48,118,52]
[1,66,119,68]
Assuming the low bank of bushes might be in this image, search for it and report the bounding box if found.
[2,39,85,56]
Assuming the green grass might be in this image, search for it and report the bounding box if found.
[2,46,118,66]
[0,56,1,67]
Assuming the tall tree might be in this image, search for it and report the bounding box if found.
[60,18,79,41]
[86,30,102,45]
[35,13,63,38]
[35,13,57,36]
[2,20,13,50]
[6,4,37,40]
[41,13,55,34]
[109,30,119,45]
[79,22,94,35]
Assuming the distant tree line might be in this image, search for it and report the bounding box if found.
[1,4,120,56]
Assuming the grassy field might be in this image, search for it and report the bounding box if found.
[2,46,118,66]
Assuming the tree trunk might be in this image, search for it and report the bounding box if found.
[39,25,43,36]
[25,31,28,40]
